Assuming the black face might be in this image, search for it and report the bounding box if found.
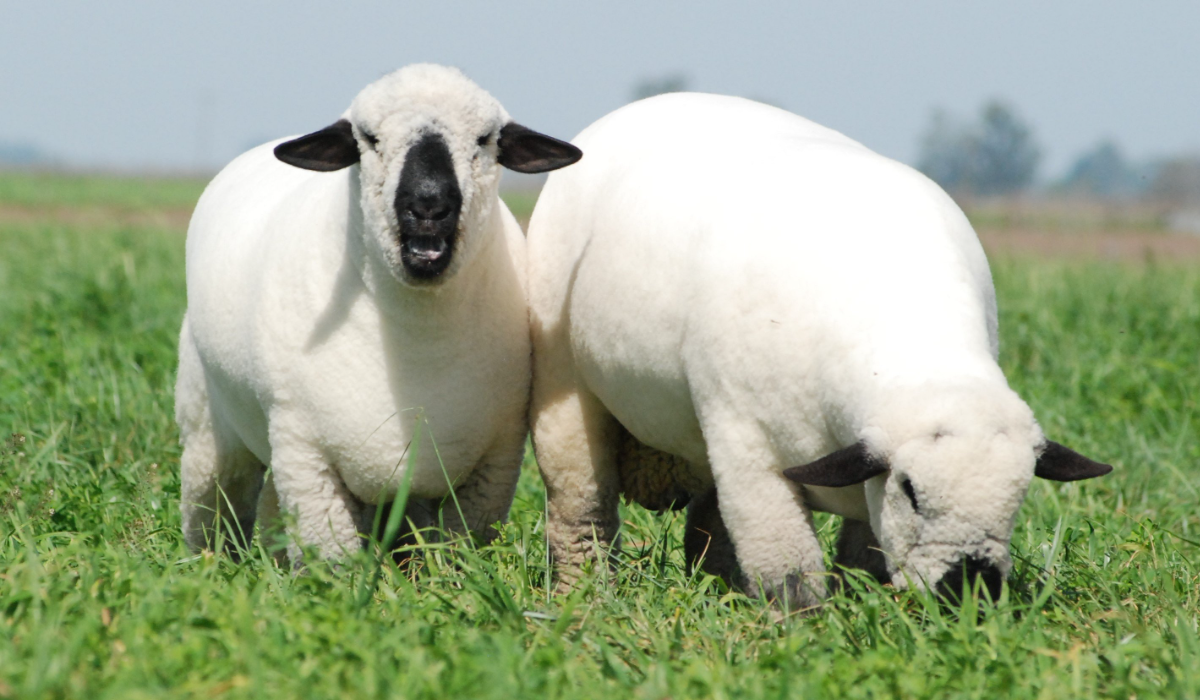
[935,555,1003,602]
[394,133,463,280]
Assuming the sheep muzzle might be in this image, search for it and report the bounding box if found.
[933,555,1004,602]
[394,132,462,281]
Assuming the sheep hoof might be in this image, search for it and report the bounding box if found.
[757,573,826,614]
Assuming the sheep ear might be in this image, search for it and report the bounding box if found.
[497,122,582,173]
[274,119,360,172]
[783,442,889,487]
[1034,441,1113,482]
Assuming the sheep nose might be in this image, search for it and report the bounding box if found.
[935,555,1003,602]
[408,193,453,221]
[395,132,463,227]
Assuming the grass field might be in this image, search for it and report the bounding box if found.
[1,172,1198,699]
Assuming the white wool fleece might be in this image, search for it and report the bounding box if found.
[177,65,530,563]
[856,380,1042,588]
[350,65,511,287]
[527,92,1055,607]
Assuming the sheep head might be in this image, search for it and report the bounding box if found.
[274,64,580,286]
[785,382,1111,601]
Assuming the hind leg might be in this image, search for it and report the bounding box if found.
[177,326,264,557]
[531,356,621,587]
[703,419,828,611]
[832,518,891,588]
[613,422,699,512]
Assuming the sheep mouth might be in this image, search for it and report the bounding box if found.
[933,555,1004,602]
[894,539,1010,601]
[392,131,463,282]
[399,233,455,279]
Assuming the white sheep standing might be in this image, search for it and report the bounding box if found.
[526,93,1110,608]
[176,64,581,563]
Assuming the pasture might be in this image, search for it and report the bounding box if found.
[1,172,1198,698]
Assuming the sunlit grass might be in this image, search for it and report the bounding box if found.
[0,171,210,211]
[1,176,1197,698]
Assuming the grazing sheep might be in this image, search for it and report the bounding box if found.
[526,93,1109,608]
[176,64,581,563]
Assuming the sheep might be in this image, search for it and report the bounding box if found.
[525,92,1110,609]
[176,64,581,564]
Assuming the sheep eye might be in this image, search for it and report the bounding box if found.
[900,478,919,512]
[360,129,379,150]
[477,133,492,147]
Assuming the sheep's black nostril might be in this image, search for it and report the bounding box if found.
[936,555,1003,603]
[408,196,453,221]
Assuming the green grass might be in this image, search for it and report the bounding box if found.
[0,171,210,211]
[1,175,1198,698]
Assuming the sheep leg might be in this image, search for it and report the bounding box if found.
[368,496,437,567]
[370,496,437,541]
[180,426,265,559]
[683,488,741,589]
[177,336,264,558]
[252,471,292,567]
[706,431,828,611]
[268,435,365,564]
[614,423,696,512]
[441,443,523,542]
[832,518,891,588]
[532,380,621,589]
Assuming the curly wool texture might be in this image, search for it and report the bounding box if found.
[177,65,531,564]
[350,65,512,288]
[528,92,1059,606]
[614,426,707,512]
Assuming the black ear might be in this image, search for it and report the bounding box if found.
[783,442,889,487]
[1034,441,1113,482]
[274,119,360,172]
[497,122,582,173]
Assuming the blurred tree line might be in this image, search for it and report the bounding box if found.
[917,100,1200,207]
[632,74,689,102]
[918,101,1040,196]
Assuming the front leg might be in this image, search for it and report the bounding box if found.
[269,433,366,564]
[441,441,524,542]
[706,428,828,611]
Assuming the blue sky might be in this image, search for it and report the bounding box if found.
[3,2,1197,178]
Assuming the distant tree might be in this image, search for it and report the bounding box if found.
[1059,141,1140,198]
[632,74,688,102]
[972,101,1040,195]
[917,110,974,192]
[0,140,50,166]
[917,100,1040,196]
